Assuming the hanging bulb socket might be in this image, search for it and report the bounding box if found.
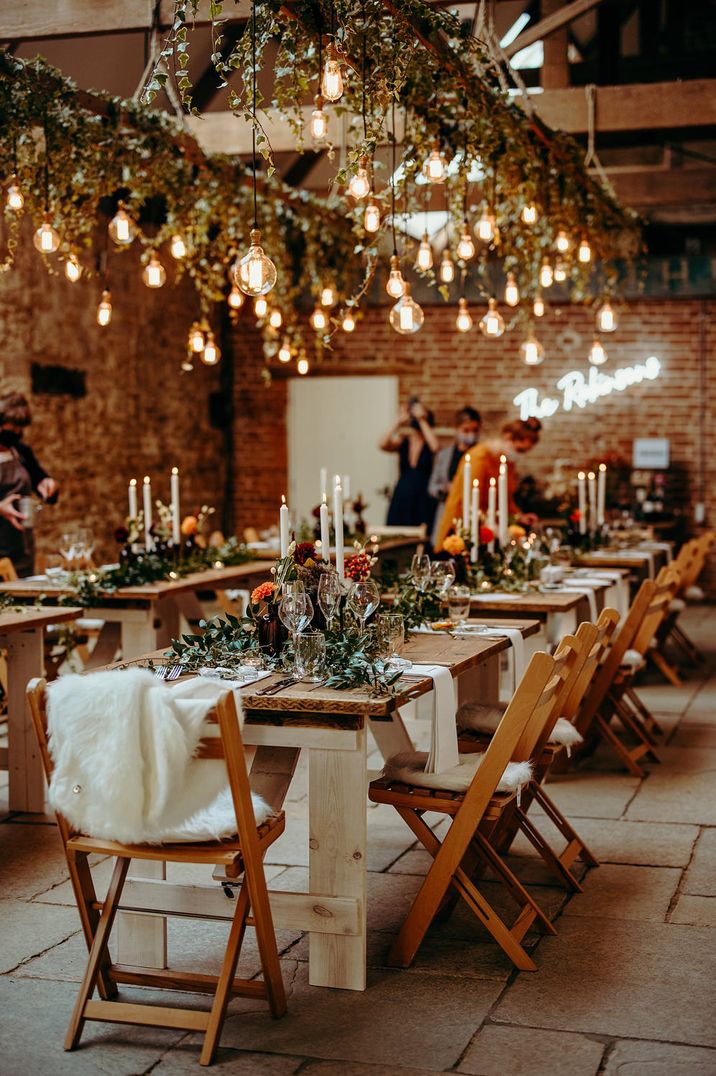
[504,271,520,308]
[455,297,473,334]
[310,94,328,142]
[97,289,112,327]
[33,212,60,254]
[386,253,406,299]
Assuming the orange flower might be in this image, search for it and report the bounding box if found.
[443,534,466,555]
[251,581,276,605]
[508,524,527,539]
[181,515,199,536]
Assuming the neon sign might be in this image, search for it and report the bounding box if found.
[514,356,662,420]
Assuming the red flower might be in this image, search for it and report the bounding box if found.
[570,510,581,523]
[294,541,316,566]
[479,525,494,544]
[114,526,129,544]
[345,552,373,581]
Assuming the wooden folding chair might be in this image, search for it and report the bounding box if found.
[659,532,714,665]
[369,650,568,972]
[27,679,287,1067]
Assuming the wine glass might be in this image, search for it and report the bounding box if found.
[278,591,308,667]
[411,553,431,592]
[283,579,305,599]
[318,571,342,630]
[75,526,95,569]
[347,579,380,633]
[430,558,456,595]
[376,611,411,671]
[59,531,79,568]
[447,585,471,627]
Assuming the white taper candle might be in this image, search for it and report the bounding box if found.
[320,494,330,562]
[170,467,180,544]
[333,484,344,579]
[462,453,471,531]
[577,472,587,535]
[279,494,290,558]
[470,479,479,564]
[142,476,153,551]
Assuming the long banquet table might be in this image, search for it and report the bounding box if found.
[109,621,540,992]
[467,578,617,644]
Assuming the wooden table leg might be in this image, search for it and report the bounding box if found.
[120,609,161,661]
[2,627,45,813]
[308,722,368,990]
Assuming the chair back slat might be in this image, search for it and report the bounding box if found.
[562,608,620,723]
[631,565,681,654]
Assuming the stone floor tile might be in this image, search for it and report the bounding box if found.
[549,817,698,867]
[602,1038,716,1075]
[625,749,716,825]
[387,849,433,876]
[544,772,641,819]
[0,899,80,973]
[670,723,716,749]
[669,894,716,927]
[494,918,716,1046]
[153,1046,303,1074]
[300,1061,443,1076]
[561,864,680,921]
[219,960,503,1070]
[0,821,70,899]
[683,827,716,896]
[0,976,185,1073]
[634,682,702,714]
[457,1025,604,1076]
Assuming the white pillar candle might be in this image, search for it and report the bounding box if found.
[320,467,328,502]
[333,483,344,579]
[588,471,597,534]
[487,478,496,554]
[577,472,587,535]
[280,494,290,558]
[320,494,330,562]
[128,478,138,519]
[170,467,180,544]
[470,479,479,564]
[498,455,509,548]
[142,475,153,550]
[597,463,607,526]
[462,453,472,531]
[342,473,351,501]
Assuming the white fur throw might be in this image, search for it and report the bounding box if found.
[382,749,532,794]
[457,703,582,750]
[621,648,646,672]
[669,597,686,613]
[686,585,705,602]
[47,668,271,844]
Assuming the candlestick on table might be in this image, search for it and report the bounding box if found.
[487,478,496,554]
[342,474,351,502]
[498,455,508,548]
[588,471,597,534]
[597,463,607,526]
[577,472,587,535]
[333,483,345,579]
[128,478,138,520]
[279,495,290,558]
[320,467,328,502]
[470,479,479,564]
[319,494,330,562]
[170,467,180,544]
[142,476,153,551]
[462,453,472,531]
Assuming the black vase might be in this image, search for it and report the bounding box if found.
[257,606,288,658]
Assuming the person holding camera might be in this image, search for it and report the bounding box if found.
[379,397,439,529]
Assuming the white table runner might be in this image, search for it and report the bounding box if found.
[400,663,459,774]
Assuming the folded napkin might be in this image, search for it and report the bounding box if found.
[402,663,459,774]
[470,592,523,602]
[558,583,598,620]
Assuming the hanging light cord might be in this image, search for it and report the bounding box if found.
[391,95,397,257]
[317,10,322,89]
[42,106,50,212]
[251,0,258,229]
[361,1,367,142]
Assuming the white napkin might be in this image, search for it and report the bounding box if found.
[470,592,523,602]
[559,584,598,621]
[403,664,459,774]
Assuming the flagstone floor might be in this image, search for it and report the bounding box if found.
[1,606,715,1075]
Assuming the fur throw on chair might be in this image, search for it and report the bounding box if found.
[382,749,532,794]
[47,668,271,844]
[457,702,582,751]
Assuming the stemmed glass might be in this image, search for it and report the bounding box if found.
[75,527,95,569]
[278,589,313,667]
[446,585,471,628]
[317,571,342,631]
[411,553,431,593]
[347,579,380,633]
[59,531,79,569]
[430,558,456,595]
[376,611,411,672]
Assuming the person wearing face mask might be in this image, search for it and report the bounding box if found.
[435,416,542,550]
[0,392,59,576]
[380,397,439,529]
[428,406,481,545]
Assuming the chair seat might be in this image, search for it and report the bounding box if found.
[369,776,513,820]
[458,703,582,751]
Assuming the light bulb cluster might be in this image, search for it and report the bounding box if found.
[185,322,222,367]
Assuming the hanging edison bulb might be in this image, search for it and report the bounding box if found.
[142,251,167,288]
[96,289,112,327]
[6,176,24,212]
[415,232,433,272]
[234,229,277,296]
[457,225,476,262]
[455,298,473,334]
[520,335,545,366]
[521,203,537,225]
[596,300,617,332]
[64,251,81,283]
[422,143,448,184]
[108,203,136,245]
[321,46,344,101]
[389,285,424,335]
[475,206,496,244]
[533,292,545,318]
[320,284,336,307]
[554,260,567,283]
[539,257,554,289]
[589,336,608,365]
[278,339,293,363]
[439,248,455,284]
[170,233,187,259]
[555,229,571,254]
[310,94,328,142]
[297,354,310,375]
[189,322,205,353]
[269,308,283,329]
[181,357,194,373]
[578,238,592,264]
[33,214,60,254]
[348,156,371,200]
[227,285,244,310]
[479,297,505,338]
[504,271,520,307]
[341,309,356,333]
[254,295,268,319]
[364,198,381,233]
[201,331,221,365]
[310,305,328,332]
[386,254,406,299]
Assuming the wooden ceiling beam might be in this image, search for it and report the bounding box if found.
[503,0,608,58]
[528,78,716,134]
[0,0,251,41]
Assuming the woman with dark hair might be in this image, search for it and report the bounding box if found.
[0,393,59,576]
[435,416,542,549]
[380,398,439,529]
